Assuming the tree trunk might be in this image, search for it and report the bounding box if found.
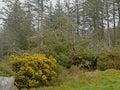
[106,0,111,48]
[113,0,116,47]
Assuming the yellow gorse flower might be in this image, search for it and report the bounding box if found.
[44,69,50,73]
[38,70,43,75]
[42,75,47,80]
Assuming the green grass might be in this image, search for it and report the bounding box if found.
[37,69,120,90]
[0,60,15,76]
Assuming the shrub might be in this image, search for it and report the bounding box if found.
[10,53,57,89]
[70,51,98,69]
[97,52,120,70]
[54,52,71,68]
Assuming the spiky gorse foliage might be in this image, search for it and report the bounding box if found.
[10,53,57,89]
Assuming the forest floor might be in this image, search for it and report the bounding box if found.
[36,67,120,90]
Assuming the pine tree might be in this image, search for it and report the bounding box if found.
[3,0,33,50]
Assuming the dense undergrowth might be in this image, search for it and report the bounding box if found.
[1,47,120,89]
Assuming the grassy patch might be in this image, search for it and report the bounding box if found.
[0,60,14,76]
[37,69,120,90]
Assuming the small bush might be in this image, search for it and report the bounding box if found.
[10,53,57,89]
[70,51,98,69]
[55,53,71,68]
[97,52,120,70]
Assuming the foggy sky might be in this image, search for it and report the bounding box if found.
[0,0,64,9]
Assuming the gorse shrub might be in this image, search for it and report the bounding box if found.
[10,53,57,89]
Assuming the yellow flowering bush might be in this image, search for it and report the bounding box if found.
[10,53,57,89]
